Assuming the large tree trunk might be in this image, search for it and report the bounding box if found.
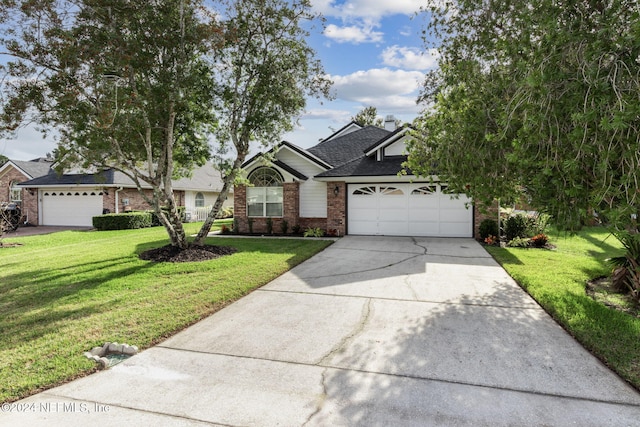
[193,154,246,245]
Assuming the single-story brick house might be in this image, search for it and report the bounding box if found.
[0,158,231,227]
[235,118,492,238]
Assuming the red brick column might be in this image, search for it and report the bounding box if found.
[282,182,299,232]
[326,181,346,236]
[474,199,499,239]
[234,184,247,233]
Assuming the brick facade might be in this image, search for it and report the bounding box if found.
[233,182,341,235]
[0,165,38,225]
[326,181,346,237]
[474,200,499,238]
[233,181,487,239]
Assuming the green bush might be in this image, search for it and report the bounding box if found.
[280,219,289,235]
[217,206,234,219]
[507,236,530,248]
[503,214,530,241]
[304,227,324,238]
[479,219,499,240]
[93,212,153,230]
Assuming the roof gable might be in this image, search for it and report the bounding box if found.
[242,140,331,175]
[0,159,53,180]
[308,126,391,167]
[320,121,362,142]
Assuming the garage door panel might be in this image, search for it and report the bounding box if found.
[379,221,409,235]
[408,209,439,221]
[439,222,473,237]
[440,208,472,222]
[348,183,472,237]
[408,222,440,236]
[378,208,407,221]
[42,190,104,226]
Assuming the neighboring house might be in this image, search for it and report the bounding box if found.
[235,117,490,238]
[0,157,54,225]
[7,160,230,227]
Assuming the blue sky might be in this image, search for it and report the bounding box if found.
[1,0,435,160]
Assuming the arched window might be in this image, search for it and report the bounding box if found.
[247,167,283,217]
[195,192,205,208]
[10,181,21,204]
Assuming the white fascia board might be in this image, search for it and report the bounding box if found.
[0,161,32,179]
[277,143,331,170]
[364,127,411,157]
[313,174,440,183]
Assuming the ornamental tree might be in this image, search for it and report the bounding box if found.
[0,0,221,248]
[193,0,331,244]
[408,0,640,231]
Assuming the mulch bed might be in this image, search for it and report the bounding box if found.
[139,244,237,263]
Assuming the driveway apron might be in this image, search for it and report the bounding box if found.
[5,236,640,426]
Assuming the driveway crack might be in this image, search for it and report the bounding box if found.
[305,299,372,425]
[317,298,373,366]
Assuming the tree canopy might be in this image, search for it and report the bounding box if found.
[193,0,331,244]
[408,0,640,231]
[0,0,330,248]
[351,106,383,127]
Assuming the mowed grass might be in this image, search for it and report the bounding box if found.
[0,222,333,403]
[486,227,640,389]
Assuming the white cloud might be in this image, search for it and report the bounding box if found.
[324,22,383,44]
[329,68,423,113]
[315,0,427,20]
[380,45,439,70]
[300,109,353,121]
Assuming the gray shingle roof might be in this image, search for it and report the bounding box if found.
[316,155,410,178]
[9,159,54,179]
[19,161,229,192]
[308,126,391,168]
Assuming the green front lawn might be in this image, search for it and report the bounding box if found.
[0,223,332,403]
[486,227,640,390]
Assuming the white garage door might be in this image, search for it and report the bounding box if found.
[347,183,473,237]
[42,190,105,226]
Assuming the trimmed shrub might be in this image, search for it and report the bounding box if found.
[93,212,153,230]
[503,214,530,241]
[479,219,499,240]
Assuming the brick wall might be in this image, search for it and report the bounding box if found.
[326,181,346,236]
[0,166,38,225]
[233,182,333,235]
[474,200,499,239]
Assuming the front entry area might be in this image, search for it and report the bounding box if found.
[347,183,473,237]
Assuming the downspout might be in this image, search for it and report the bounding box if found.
[115,187,123,213]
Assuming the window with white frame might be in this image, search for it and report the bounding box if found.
[195,192,205,208]
[247,167,283,217]
[10,181,21,204]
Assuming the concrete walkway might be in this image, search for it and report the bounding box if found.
[4,236,640,426]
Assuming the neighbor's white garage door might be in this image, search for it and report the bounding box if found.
[41,190,104,226]
[347,183,472,237]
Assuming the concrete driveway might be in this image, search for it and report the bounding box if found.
[4,236,640,426]
[2,225,92,237]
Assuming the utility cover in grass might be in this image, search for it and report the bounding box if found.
[139,244,237,263]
